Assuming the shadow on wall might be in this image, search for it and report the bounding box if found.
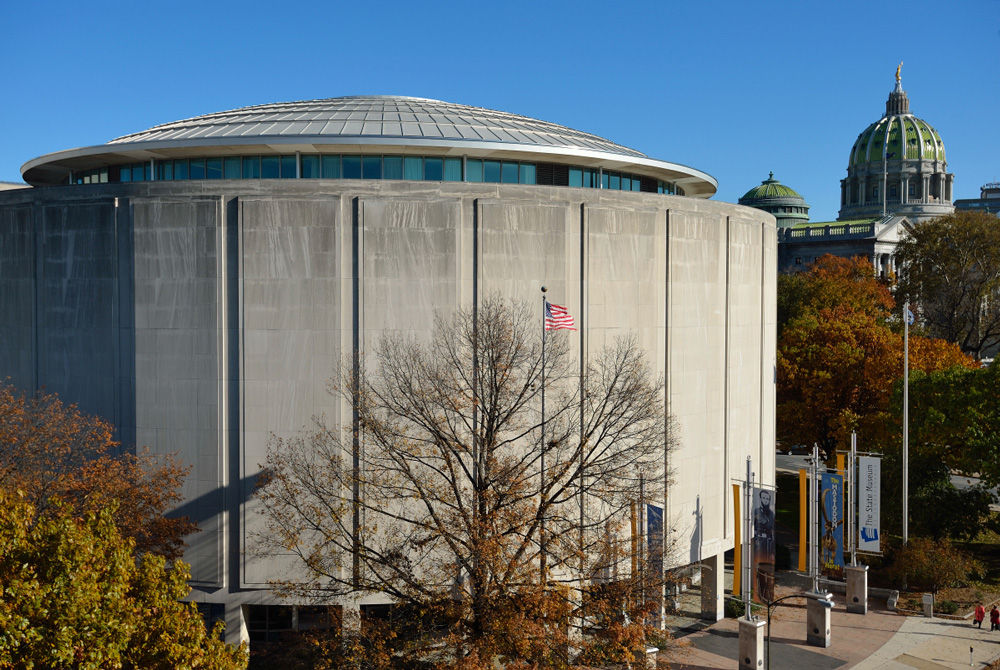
[690,494,702,563]
[167,471,263,527]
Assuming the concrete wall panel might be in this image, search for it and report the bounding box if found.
[0,206,35,391]
[133,197,223,585]
[37,201,119,423]
[239,196,342,586]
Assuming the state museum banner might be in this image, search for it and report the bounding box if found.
[858,456,881,553]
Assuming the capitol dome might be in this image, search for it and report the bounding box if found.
[738,172,809,228]
[848,115,945,167]
[838,69,954,223]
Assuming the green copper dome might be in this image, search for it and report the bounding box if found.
[838,68,953,224]
[847,74,946,167]
[740,172,804,201]
[738,172,810,228]
[849,115,945,167]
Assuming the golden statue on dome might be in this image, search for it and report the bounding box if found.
[896,62,903,84]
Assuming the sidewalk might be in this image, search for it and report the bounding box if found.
[851,616,1000,669]
[661,579,1000,669]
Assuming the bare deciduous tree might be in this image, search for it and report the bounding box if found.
[256,297,675,667]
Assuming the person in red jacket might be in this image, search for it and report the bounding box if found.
[974,603,986,628]
[990,605,999,631]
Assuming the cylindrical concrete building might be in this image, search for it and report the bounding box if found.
[0,96,775,645]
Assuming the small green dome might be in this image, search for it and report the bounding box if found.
[739,172,805,201]
[738,172,810,229]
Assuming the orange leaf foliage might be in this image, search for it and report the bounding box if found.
[0,382,195,558]
[777,255,977,452]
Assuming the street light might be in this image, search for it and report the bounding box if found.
[766,592,834,670]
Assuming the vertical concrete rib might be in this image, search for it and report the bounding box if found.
[663,208,671,545]
[351,196,362,587]
[225,196,241,592]
[471,198,479,546]
[578,202,587,575]
[759,220,766,476]
[112,199,119,443]
[115,197,137,451]
[724,216,731,534]
[31,203,40,392]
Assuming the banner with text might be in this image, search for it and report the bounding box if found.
[821,473,844,570]
[858,456,881,552]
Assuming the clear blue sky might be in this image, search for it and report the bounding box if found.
[2,0,997,221]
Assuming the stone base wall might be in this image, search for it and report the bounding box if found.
[0,180,775,604]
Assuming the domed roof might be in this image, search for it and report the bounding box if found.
[107,95,647,158]
[22,95,717,196]
[738,172,809,229]
[739,172,805,203]
[848,75,945,167]
[849,115,945,166]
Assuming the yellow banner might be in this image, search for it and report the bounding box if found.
[732,483,741,595]
[798,469,807,572]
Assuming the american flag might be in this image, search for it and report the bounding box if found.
[544,301,576,331]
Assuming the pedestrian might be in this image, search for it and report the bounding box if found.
[974,603,986,628]
[990,605,999,631]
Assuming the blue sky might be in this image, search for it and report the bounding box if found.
[2,0,997,221]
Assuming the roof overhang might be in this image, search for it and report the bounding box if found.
[22,135,717,197]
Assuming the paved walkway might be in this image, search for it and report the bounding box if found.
[852,616,1000,669]
[661,581,1000,669]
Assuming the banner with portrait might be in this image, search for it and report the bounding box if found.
[821,472,845,570]
[858,456,881,552]
[646,503,663,578]
[752,487,775,603]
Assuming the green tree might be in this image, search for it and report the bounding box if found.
[256,298,674,668]
[895,211,1000,360]
[891,363,1000,487]
[0,491,247,669]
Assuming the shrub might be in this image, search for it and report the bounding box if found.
[937,600,959,615]
[725,598,745,618]
[887,537,983,592]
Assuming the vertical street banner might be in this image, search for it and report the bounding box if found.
[858,456,881,552]
[821,473,845,569]
[752,487,775,603]
[646,504,663,594]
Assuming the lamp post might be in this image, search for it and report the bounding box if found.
[766,592,834,670]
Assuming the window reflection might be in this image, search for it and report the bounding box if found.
[88,153,678,197]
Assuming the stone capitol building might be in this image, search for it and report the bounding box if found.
[740,67,955,274]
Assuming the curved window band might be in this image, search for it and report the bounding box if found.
[73,155,682,196]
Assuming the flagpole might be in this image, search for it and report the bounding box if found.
[903,301,910,544]
[540,286,547,583]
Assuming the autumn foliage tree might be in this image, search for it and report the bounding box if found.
[777,255,976,453]
[256,298,674,668]
[0,490,247,669]
[0,383,195,558]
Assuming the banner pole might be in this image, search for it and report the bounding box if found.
[540,287,547,583]
[850,432,857,567]
[744,456,753,619]
[903,301,910,544]
[798,469,807,572]
[810,444,819,593]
